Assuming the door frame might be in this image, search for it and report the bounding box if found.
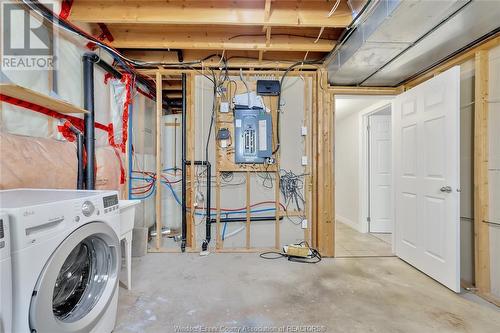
[358,101,394,235]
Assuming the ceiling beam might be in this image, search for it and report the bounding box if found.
[121,49,323,68]
[164,92,183,98]
[111,31,334,52]
[163,81,182,90]
[69,0,352,28]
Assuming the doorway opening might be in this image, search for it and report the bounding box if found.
[334,95,394,257]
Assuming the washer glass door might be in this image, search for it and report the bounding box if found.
[53,235,114,322]
[30,222,119,333]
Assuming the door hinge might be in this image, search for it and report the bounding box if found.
[367,217,371,222]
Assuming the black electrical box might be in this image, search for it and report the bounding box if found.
[257,80,281,96]
[216,128,230,140]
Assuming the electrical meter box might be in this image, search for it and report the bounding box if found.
[234,108,272,164]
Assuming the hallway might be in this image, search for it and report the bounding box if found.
[335,221,393,257]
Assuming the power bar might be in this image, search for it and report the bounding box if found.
[283,244,311,258]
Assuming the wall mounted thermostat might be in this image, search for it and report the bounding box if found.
[234,108,272,164]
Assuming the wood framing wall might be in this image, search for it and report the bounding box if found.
[149,68,336,256]
[147,34,499,280]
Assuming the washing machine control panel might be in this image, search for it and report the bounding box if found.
[102,194,119,214]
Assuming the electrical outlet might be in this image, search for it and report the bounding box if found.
[301,219,308,229]
[301,126,308,136]
[220,101,229,113]
[301,156,308,166]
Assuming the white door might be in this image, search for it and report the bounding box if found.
[393,67,460,292]
[369,114,392,233]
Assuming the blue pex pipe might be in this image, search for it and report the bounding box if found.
[130,179,277,217]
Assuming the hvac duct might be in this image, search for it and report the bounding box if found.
[326,0,500,86]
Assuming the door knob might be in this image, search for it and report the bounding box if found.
[440,186,452,193]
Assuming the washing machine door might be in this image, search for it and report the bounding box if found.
[29,222,119,333]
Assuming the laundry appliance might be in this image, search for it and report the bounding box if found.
[0,189,121,333]
[0,212,12,333]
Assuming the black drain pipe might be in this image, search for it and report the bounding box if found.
[83,53,124,190]
[76,133,84,189]
[83,53,98,190]
[65,121,84,190]
[181,73,187,252]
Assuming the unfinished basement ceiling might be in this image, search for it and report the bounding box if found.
[67,0,356,109]
[68,0,354,65]
[326,0,500,86]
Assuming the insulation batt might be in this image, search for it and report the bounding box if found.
[95,146,125,195]
[0,132,124,194]
[0,132,77,189]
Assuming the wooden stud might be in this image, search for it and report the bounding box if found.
[155,71,163,250]
[304,77,311,244]
[474,50,490,294]
[246,171,251,249]
[189,74,197,247]
[216,170,222,249]
[311,73,318,248]
[315,68,334,257]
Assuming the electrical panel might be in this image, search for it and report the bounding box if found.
[234,108,272,164]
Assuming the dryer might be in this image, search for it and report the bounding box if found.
[0,189,121,333]
[0,213,12,333]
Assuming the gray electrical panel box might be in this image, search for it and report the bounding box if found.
[234,108,272,164]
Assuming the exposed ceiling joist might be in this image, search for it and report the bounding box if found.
[164,92,182,98]
[69,0,352,28]
[110,31,334,52]
[121,50,323,68]
[162,81,182,90]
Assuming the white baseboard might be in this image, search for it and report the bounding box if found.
[336,215,362,233]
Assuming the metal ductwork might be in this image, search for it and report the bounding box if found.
[326,0,500,87]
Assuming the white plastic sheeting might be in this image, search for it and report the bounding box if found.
[0,2,150,199]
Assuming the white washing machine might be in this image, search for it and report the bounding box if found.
[0,189,121,333]
[0,213,12,333]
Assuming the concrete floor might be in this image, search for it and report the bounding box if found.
[116,253,500,333]
[335,222,393,257]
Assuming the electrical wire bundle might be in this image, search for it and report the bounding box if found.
[279,169,306,212]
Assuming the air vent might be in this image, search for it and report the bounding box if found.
[0,218,4,239]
